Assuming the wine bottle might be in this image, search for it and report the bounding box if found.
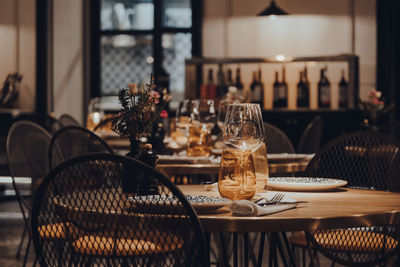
[216,64,226,98]
[273,71,281,107]
[258,68,265,109]
[235,66,244,101]
[318,67,331,108]
[250,69,264,107]
[227,68,235,87]
[274,66,288,108]
[205,69,216,99]
[200,69,211,98]
[338,69,348,108]
[297,71,310,108]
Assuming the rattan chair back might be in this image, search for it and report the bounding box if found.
[304,131,400,266]
[49,126,113,169]
[6,121,52,264]
[297,116,323,154]
[31,153,207,266]
[263,122,295,153]
[59,114,81,128]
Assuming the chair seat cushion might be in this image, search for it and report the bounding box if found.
[38,222,83,240]
[312,229,398,252]
[73,231,184,256]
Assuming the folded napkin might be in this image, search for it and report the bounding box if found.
[230,198,297,216]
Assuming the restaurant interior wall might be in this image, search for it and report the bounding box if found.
[202,0,376,105]
[0,0,36,111]
[52,0,84,123]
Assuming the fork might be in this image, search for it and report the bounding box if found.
[254,193,284,204]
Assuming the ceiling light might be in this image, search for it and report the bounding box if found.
[258,0,289,16]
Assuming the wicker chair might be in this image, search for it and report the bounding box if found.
[379,120,400,141]
[297,116,323,154]
[292,131,400,266]
[6,121,52,266]
[263,122,295,154]
[59,114,81,128]
[48,125,113,169]
[31,153,207,266]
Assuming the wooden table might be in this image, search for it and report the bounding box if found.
[157,160,310,176]
[180,185,400,233]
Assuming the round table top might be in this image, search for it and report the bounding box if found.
[157,160,309,175]
[53,185,400,234]
[180,185,400,233]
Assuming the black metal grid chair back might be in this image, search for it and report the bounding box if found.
[297,116,323,154]
[6,120,52,265]
[59,114,81,128]
[304,131,400,266]
[380,120,400,141]
[31,153,207,267]
[49,125,113,169]
[263,122,295,153]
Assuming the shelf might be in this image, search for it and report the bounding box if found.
[186,54,359,65]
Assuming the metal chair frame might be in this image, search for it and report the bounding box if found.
[31,153,208,266]
[48,125,113,169]
[302,131,400,266]
[6,120,52,267]
[263,122,295,154]
[297,116,323,154]
[59,114,81,128]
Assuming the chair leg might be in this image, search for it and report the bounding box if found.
[16,225,27,258]
[22,236,31,267]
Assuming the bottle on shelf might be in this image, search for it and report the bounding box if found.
[318,67,331,108]
[227,68,235,87]
[216,64,227,98]
[338,69,348,108]
[200,69,212,99]
[297,70,310,108]
[258,68,265,109]
[235,66,245,101]
[273,66,288,108]
[250,68,264,108]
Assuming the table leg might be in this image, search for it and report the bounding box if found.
[244,233,249,267]
[257,232,266,267]
[233,233,238,267]
[281,232,297,267]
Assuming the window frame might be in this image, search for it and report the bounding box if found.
[89,0,203,99]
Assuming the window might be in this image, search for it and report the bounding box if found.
[90,0,202,107]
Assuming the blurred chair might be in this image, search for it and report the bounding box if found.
[31,153,207,266]
[291,131,400,266]
[297,116,323,154]
[49,125,113,169]
[379,120,400,141]
[93,117,113,133]
[59,114,81,128]
[263,122,295,153]
[7,121,52,266]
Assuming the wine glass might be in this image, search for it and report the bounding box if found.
[174,100,192,147]
[218,103,264,200]
[187,99,216,156]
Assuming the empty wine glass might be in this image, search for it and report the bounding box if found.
[218,103,264,200]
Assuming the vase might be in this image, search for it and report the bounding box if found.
[123,139,159,195]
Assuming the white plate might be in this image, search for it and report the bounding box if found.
[267,177,347,192]
[129,195,231,214]
[267,154,314,163]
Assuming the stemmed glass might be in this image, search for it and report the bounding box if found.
[187,99,216,156]
[174,100,192,147]
[218,103,264,200]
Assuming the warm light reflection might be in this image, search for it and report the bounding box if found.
[275,54,285,61]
